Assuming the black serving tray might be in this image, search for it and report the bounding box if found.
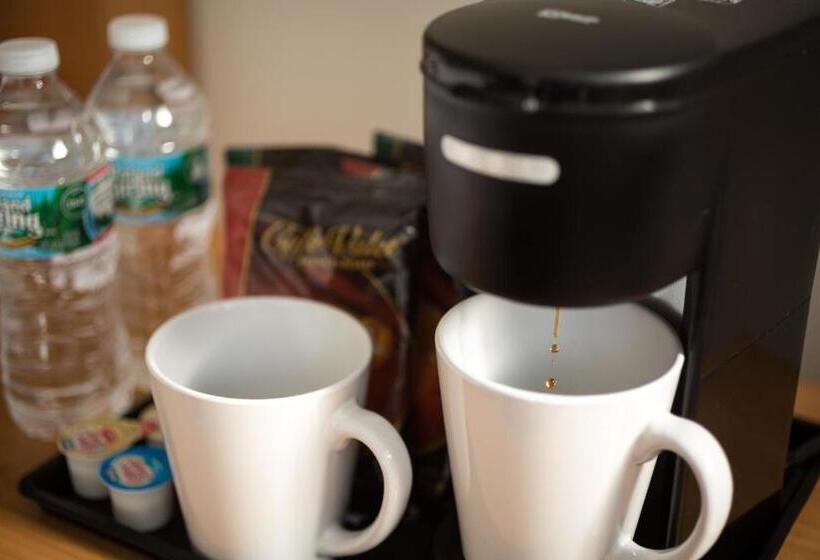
[18,400,447,559]
[19,400,203,560]
[18,400,820,560]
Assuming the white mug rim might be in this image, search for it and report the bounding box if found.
[435,294,685,405]
[145,296,373,407]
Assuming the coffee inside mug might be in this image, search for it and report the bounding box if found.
[437,296,682,396]
[146,297,372,399]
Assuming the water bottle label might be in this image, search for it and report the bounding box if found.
[0,165,114,259]
[112,146,209,223]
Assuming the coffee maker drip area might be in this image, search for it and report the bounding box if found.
[5,1,820,559]
[422,0,820,557]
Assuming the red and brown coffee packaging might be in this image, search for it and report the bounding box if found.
[223,147,424,426]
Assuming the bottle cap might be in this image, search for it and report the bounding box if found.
[0,38,59,76]
[108,14,169,52]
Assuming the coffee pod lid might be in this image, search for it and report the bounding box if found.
[138,405,164,445]
[58,418,142,461]
[100,446,172,491]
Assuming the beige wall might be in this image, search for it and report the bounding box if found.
[190,0,471,173]
[189,0,820,382]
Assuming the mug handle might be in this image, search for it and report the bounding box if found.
[609,414,733,560]
[317,401,412,557]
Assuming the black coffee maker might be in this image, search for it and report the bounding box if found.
[422,0,820,556]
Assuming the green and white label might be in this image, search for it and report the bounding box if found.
[0,166,114,259]
[112,146,209,223]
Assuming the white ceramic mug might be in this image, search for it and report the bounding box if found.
[436,295,732,560]
[146,297,412,560]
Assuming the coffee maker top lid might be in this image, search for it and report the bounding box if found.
[423,0,717,111]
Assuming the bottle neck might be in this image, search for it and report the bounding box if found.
[112,49,167,65]
[1,71,60,92]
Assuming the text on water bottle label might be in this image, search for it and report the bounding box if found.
[0,165,114,258]
[112,145,209,224]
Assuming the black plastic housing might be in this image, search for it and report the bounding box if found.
[423,0,727,306]
[425,81,724,306]
[423,0,820,555]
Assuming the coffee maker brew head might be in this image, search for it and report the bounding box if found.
[422,0,723,307]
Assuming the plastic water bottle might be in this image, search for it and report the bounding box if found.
[0,38,132,439]
[88,15,216,388]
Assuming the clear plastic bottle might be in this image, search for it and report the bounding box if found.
[88,15,216,388]
[0,38,132,439]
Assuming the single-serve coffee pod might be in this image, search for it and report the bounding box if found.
[138,405,164,447]
[57,418,142,499]
[99,445,174,532]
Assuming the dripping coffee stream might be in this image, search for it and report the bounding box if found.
[550,306,561,353]
[545,307,561,391]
